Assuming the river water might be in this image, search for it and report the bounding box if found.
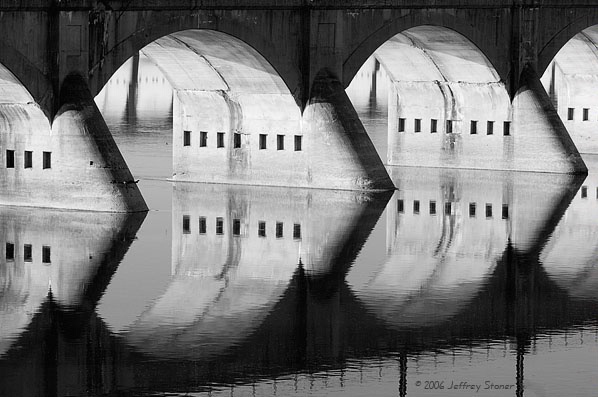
[0,57,596,397]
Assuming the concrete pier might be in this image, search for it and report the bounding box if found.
[512,66,587,174]
[0,67,147,212]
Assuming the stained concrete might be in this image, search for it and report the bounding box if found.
[541,26,598,154]
[0,73,148,212]
[141,31,394,191]
[375,27,586,174]
[512,66,587,174]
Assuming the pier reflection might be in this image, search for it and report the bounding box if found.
[0,170,596,396]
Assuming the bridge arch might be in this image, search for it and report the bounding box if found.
[0,39,53,117]
[342,12,508,87]
[537,17,598,77]
[540,25,598,154]
[90,14,301,104]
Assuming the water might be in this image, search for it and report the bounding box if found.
[0,57,597,397]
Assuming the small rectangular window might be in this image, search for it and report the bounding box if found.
[216,217,224,235]
[486,204,493,218]
[397,199,404,213]
[431,119,438,133]
[502,204,509,220]
[258,221,266,237]
[24,151,32,169]
[276,222,283,238]
[429,200,436,215]
[293,224,301,240]
[6,150,14,168]
[470,120,478,135]
[183,131,191,146]
[42,246,51,264]
[583,108,589,121]
[503,121,511,136]
[469,202,476,218]
[582,185,588,198]
[414,119,421,133]
[277,135,285,150]
[398,118,406,132]
[199,217,207,234]
[294,135,302,151]
[568,108,574,121]
[43,152,51,169]
[446,120,453,134]
[233,219,241,236]
[217,132,225,148]
[234,133,241,148]
[444,202,452,215]
[6,243,14,261]
[487,121,494,135]
[200,131,208,147]
[413,200,420,214]
[24,244,32,262]
[259,134,267,150]
[183,215,190,234]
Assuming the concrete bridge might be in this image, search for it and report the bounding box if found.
[2,1,598,210]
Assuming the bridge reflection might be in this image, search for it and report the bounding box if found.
[0,169,596,395]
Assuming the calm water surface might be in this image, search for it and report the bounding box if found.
[0,58,597,397]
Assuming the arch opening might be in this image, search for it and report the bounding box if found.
[346,25,513,170]
[541,25,598,155]
[96,29,304,190]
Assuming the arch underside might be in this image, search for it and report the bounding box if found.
[541,25,598,154]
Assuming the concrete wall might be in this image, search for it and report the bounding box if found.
[374,27,585,174]
[142,30,393,191]
[0,71,147,212]
[541,27,598,154]
[377,28,514,171]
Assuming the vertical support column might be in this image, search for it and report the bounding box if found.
[512,65,587,174]
[50,74,147,212]
[303,69,394,191]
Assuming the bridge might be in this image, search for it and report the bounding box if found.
[2,1,598,210]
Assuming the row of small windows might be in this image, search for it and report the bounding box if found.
[398,118,511,136]
[5,243,51,263]
[182,216,302,239]
[397,199,509,219]
[3,151,52,169]
[183,131,303,151]
[567,107,595,121]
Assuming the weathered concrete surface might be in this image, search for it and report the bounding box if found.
[2,1,598,186]
[304,70,394,190]
[378,28,514,171]
[143,31,393,190]
[0,206,145,357]
[512,66,587,174]
[541,26,598,154]
[0,73,148,212]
